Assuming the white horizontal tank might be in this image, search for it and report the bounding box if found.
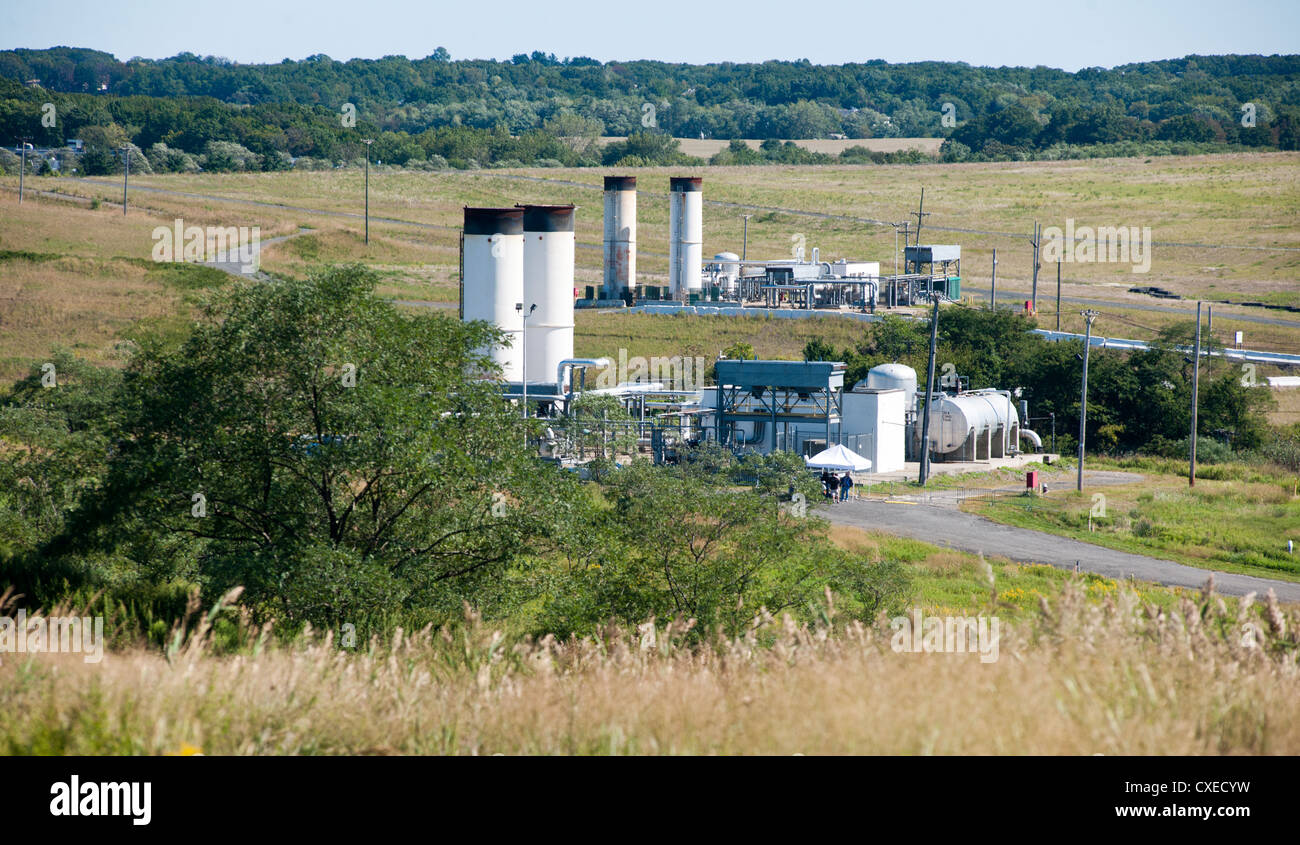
[927,391,1019,459]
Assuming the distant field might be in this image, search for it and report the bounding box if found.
[596,136,945,157]
[2,151,1299,383]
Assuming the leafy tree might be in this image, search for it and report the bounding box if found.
[48,266,577,627]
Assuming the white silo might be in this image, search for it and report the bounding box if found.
[863,363,919,411]
[462,207,524,381]
[668,176,703,299]
[602,176,636,301]
[520,204,576,384]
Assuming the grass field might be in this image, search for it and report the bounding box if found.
[596,136,946,158]
[2,151,1298,385]
[965,459,1300,583]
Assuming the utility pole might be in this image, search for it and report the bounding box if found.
[1190,301,1202,487]
[362,138,373,244]
[1077,309,1099,491]
[990,248,998,309]
[918,294,941,486]
[18,136,30,204]
[1030,221,1041,313]
[1055,260,1062,332]
[742,214,751,261]
[911,188,930,246]
[121,145,129,216]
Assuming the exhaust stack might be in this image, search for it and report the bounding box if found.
[520,204,576,384]
[602,176,636,301]
[668,176,702,300]
[462,207,524,381]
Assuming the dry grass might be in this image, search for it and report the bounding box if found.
[1270,387,1300,428]
[597,136,946,158]
[2,581,1297,755]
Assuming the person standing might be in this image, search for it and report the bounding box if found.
[826,472,840,502]
[840,473,853,501]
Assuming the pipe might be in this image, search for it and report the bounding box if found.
[557,357,613,395]
[1019,429,1043,450]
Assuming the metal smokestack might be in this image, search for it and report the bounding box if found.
[462,207,525,381]
[520,204,576,384]
[668,176,702,300]
[602,175,636,302]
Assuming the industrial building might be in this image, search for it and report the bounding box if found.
[458,178,1042,475]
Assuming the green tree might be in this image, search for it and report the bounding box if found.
[50,266,575,627]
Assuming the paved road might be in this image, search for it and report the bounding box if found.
[961,284,1300,330]
[820,472,1300,601]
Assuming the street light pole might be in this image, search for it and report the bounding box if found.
[517,302,536,422]
[741,214,751,261]
[362,139,373,244]
[1077,309,1099,491]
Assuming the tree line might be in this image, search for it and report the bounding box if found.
[0,48,1297,172]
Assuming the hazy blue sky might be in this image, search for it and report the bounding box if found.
[2,0,1297,70]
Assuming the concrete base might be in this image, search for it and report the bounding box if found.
[858,453,1059,486]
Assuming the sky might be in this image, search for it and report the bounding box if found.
[1,0,1297,71]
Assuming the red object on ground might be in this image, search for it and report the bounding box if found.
[1026,470,1039,489]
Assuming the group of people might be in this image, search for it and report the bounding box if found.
[820,470,854,502]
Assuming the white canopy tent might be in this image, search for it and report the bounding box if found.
[804,444,872,472]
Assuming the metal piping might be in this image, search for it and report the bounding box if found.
[557,357,613,395]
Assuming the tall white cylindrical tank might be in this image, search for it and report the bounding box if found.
[669,176,703,298]
[520,204,576,385]
[927,392,1015,454]
[602,175,636,300]
[462,207,524,382]
[863,363,918,411]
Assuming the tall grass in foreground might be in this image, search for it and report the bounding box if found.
[1,579,1297,755]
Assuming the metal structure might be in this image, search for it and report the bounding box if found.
[714,360,845,454]
[668,176,703,299]
[461,207,525,382]
[895,244,961,305]
[602,176,637,302]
